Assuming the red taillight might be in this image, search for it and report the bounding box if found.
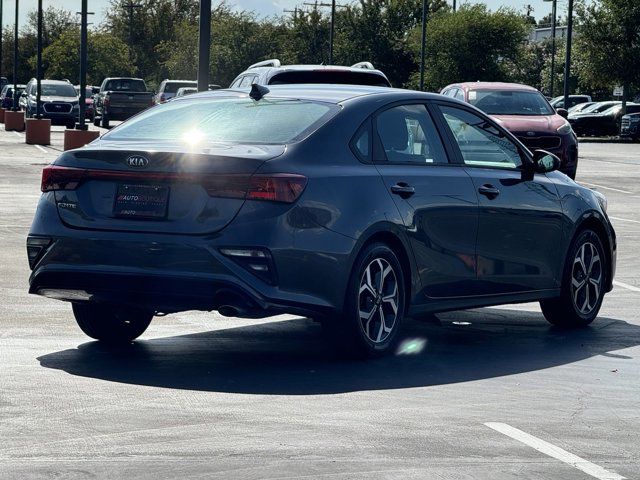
[41,166,307,203]
[103,96,110,107]
[41,165,86,192]
[246,174,307,203]
[160,94,166,103]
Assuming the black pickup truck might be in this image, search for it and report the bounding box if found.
[92,77,154,128]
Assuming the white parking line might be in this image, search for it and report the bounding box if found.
[485,422,625,480]
[609,216,640,225]
[579,182,632,194]
[33,144,47,154]
[613,280,640,293]
[12,131,22,138]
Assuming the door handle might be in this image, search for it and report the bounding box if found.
[478,184,500,199]
[391,183,415,198]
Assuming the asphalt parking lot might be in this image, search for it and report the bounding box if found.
[0,127,638,479]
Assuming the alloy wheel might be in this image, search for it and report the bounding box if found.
[571,241,602,315]
[358,257,400,343]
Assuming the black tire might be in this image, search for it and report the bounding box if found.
[100,115,109,128]
[72,303,153,343]
[66,121,76,130]
[324,242,406,358]
[541,229,607,328]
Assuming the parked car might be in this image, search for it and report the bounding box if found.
[27,84,615,357]
[549,95,592,110]
[441,82,578,178]
[229,59,391,88]
[92,77,155,128]
[569,103,640,137]
[23,79,79,129]
[175,87,198,97]
[567,101,621,120]
[154,80,198,104]
[0,84,25,109]
[74,85,100,119]
[568,102,595,114]
[620,112,640,140]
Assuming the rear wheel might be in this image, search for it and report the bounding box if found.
[324,243,405,358]
[540,229,606,328]
[72,303,153,342]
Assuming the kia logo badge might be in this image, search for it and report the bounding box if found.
[126,155,149,167]
[526,131,536,137]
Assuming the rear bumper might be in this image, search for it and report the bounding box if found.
[103,107,146,121]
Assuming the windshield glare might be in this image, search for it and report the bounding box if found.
[41,84,77,97]
[469,90,554,116]
[103,96,338,144]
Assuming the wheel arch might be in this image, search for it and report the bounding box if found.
[567,212,614,292]
[349,223,420,312]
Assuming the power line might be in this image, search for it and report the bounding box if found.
[303,1,348,65]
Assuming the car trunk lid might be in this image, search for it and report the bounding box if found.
[48,141,284,235]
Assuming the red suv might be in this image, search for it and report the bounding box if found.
[441,82,578,178]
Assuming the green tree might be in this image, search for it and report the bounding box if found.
[40,28,131,85]
[575,0,640,108]
[408,5,530,91]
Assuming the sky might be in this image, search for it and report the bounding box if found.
[1,0,563,28]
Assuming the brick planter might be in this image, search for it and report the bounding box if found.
[25,118,52,145]
[63,128,100,151]
[4,110,25,131]
[0,107,5,123]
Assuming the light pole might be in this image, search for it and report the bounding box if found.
[0,0,3,86]
[197,0,211,92]
[563,0,574,110]
[543,0,557,98]
[77,0,88,130]
[12,0,18,111]
[35,0,42,118]
[419,0,427,91]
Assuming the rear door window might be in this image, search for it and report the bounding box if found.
[374,104,447,164]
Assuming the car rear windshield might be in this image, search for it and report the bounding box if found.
[104,79,146,92]
[41,84,77,97]
[164,82,198,94]
[469,90,554,116]
[268,71,391,87]
[103,96,339,144]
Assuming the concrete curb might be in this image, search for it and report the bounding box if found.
[578,137,638,144]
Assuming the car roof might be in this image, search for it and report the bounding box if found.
[450,82,539,92]
[41,79,73,85]
[163,80,197,83]
[178,84,444,104]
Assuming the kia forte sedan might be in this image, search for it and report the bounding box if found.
[27,85,616,357]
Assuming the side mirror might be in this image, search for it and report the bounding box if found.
[556,108,568,118]
[533,150,561,173]
[20,92,27,98]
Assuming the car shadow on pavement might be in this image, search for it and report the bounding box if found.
[37,307,640,395]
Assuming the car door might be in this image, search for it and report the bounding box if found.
[366,102,479,299]
[435,103,564,295]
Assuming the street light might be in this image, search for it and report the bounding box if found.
[197,0,211,92]
[12,0,18,111]
[543,0,557,98]
[563,0,574,110]
[419,0,428,91]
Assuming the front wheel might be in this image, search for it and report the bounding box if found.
[324,243,406,358]
[541,229,607,328]
[72,303,153,342]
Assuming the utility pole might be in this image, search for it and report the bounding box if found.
[284,7,298,20]
[303,1,347,65]
[122,1,141,75]
[197,0,211,92]
[453,0,456,12]
[12,0,17,111]
[563,0,574,111]
[419,0,428,91]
